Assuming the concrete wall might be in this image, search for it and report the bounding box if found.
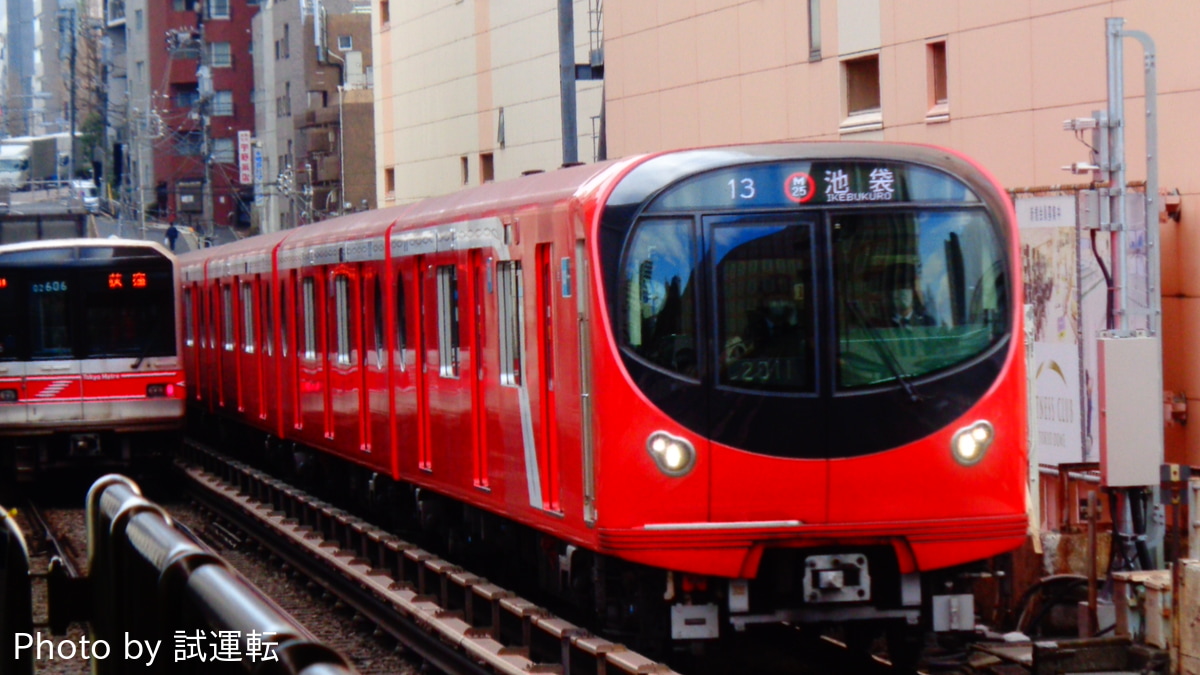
[605,0,1200,466]
[371,0,602,205]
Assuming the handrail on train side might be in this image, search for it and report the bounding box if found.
[0,506,34,675]
[83,474,359,674]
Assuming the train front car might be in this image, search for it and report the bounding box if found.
[590,144,1026,651]
[0,239,183,480]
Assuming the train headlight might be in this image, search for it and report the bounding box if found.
[146,384,168,398]
[647,432,696,476]
[0,389,17,403]
[951,420,993,466]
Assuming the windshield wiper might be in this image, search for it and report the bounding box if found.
[845,300,923,403]
[132,315,166,369]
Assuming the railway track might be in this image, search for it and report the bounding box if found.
[177,438,682,675]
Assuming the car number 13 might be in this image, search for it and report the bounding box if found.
[728,178,756,200]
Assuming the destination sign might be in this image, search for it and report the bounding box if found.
[646,161,979,213]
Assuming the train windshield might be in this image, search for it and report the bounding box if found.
[80,263,176,358]
[619,219,700,377]
[712,220,815,392]
[833,210,1008,388]
[0,247,176,361]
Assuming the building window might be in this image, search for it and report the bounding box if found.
[135,9,143,30]
[379,0,390,27]
[461,156,469,184]
[212,138,235,163]
[384,167,395,199]
[480,153,494,183]
[208,0,230,19]
[176,131,203,156]
[337,35,352,51]
[283,24,290,58]
[174,87,200,109]
[211,42,232,67]
[840,54,882,134]
[172,0,198,11]
[808,0,821,61]
[212,91,234,116]
[927,40,949,123]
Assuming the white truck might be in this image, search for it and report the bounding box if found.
[0,136,61,190]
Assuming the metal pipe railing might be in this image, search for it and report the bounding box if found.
[0,506,33,675]
[85,474,358,674]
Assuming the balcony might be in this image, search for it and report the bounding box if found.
[313,155,340,183]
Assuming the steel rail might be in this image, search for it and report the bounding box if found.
[178,439,680,675]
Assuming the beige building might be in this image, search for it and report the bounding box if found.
[372,0,603,204]
[602,0,1200,467]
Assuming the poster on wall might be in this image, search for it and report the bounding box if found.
[1017,192,1149,467]
[1018,195,1083,465]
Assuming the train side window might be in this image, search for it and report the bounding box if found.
[618,218,699,378]
[302,277,316,361]
[183,288,194,347]
[241,281,255,353]
[372,276,384,367]
[222,284,234,351]
[262,280,273,357]
[496,261,523,386]
[279,284,289,357]
[395,273,407,371]
[334,275,350,366]
[436,265,459,378]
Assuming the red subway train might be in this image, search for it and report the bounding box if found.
[0,238,184,480]
[179,143,1027,656]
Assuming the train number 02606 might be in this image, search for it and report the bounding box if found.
[31,280,68,293]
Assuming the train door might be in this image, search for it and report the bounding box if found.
[237,278,257,415]
[390,258,420,479]
[362,269,391,468]
[702,215,828,524]
[212,282,225,408]
[258,275,275,424]
[296,272,327,440]
[534,244,560,511]
[469,250,488,488]
[326,266,365,451]
[420,256,473,476]
[575,239,597,525]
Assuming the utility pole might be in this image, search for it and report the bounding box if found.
[197,7,215,242]
[58,5,78,186]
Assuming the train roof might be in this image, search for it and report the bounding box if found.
[0,237,174,261]
[179,141,1010,276]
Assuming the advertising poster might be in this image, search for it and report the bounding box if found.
[1018,192,1149,466]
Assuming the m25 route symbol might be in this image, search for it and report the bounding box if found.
[784,172,816,204]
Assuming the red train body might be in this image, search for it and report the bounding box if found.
[0,238,184,479]
[180,143,1027,646]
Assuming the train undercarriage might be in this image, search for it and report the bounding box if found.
[198,413,994,671]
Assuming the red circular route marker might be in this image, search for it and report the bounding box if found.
[784,172,815,203]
